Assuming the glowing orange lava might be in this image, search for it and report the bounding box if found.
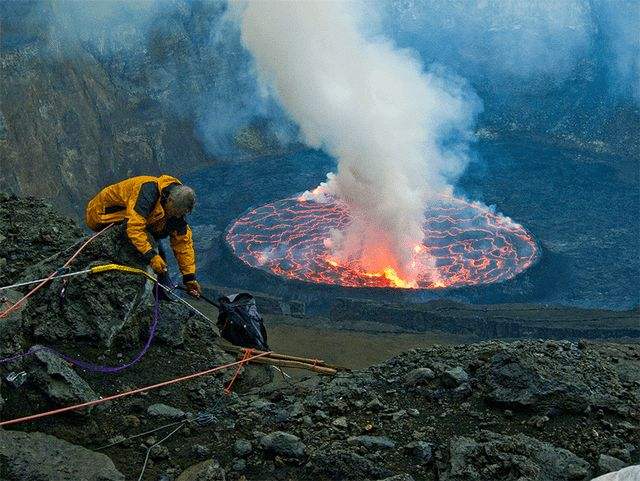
[226,194,539,289]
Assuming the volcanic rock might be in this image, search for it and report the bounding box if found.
[146,403,186,419]
[347,435,396,450]
[176,458,226,481]
[307,447,393,480]
[380,476,415,481]
[598,454,628,474]
[0,193,82,287]
[0,430,124,481]
[19,225,150,347]
[332,416,348,428]
[439,430,592,481]
[154,300,192,347]
[403,367,435,386]
[233,439,252,457]
[27,345,98,406]
[443,366,469,387]
[404,441,433,463]
[476,341,631,413]
[260,431,306,458]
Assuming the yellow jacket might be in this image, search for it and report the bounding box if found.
[85,175,196,281]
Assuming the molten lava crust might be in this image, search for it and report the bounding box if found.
[226,195,538,289]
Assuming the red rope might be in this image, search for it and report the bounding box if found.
[224,348,254,395]
[0,224,113,319]
[0,350,272,428]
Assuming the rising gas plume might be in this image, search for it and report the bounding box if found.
[240,1,480,283]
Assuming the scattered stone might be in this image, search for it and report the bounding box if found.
[527,415,550,428]
[176,459,226,481]
[477,344,632,414]
[155,301,191,346]
[314,409,329,420]
[404,367,435,386]
[260,431,306,458]
[366,398,386,411]
[598,454,627,474]
[443,367,469,387]
[28,347,99,407]
[192,444,211,459]
[347,435,396,450]
[404,441,433,463]
[307,448,392,480]
[333,416,348,428]
[290,401,305,417]
[232,459,246,472]
[0,430,124,481]
[380,475,415,481]
[234,439,252,457]
[150,444,170,460]
[440,430,591,481]
[122,414,141,428]
[147,403,186,419]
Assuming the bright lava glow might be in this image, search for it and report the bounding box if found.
[226,194,539,289]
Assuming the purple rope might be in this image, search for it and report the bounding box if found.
[0,283,160,374]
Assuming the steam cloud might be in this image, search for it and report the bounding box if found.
[32,0,639,163]
[240,1,480,280]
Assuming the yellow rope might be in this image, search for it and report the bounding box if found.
[89,263,157,282]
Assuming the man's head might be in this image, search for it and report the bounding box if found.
[164,185,196,218]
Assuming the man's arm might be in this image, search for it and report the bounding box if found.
[169,221,197,281]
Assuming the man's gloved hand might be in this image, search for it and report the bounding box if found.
[150,254,168,274]
[185,280,202,298]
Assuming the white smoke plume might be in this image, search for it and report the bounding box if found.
[239,1,480,280]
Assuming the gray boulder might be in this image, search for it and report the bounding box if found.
[403,367,435,386]
[380,476,415,481]
[27,346,98,406]
[597,455,628,475]
[443,367,469,387]
[307,448,392,480]
[405,441,433,463]
[347,435,396,450]
[0,430,124,481]
[154,300,192,346]
[260,431,306,458]
[20,225,149,348]
[233,439,252,457]
[439,430,591,481]
[146,403,186,419]
[176,458,226,481]
[477,343,629,413]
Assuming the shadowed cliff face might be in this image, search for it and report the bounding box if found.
[0,1,291,218]
[1,45,211,216]
[0,2,206,216]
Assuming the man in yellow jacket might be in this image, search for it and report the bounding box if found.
[85,175,202,298]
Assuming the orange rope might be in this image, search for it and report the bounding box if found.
[224,348,254,395]
[0,224,113,319]
[0,349,272,427]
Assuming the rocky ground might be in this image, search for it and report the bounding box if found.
[0,194,639,481]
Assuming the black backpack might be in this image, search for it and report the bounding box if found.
[216,293,269,351]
